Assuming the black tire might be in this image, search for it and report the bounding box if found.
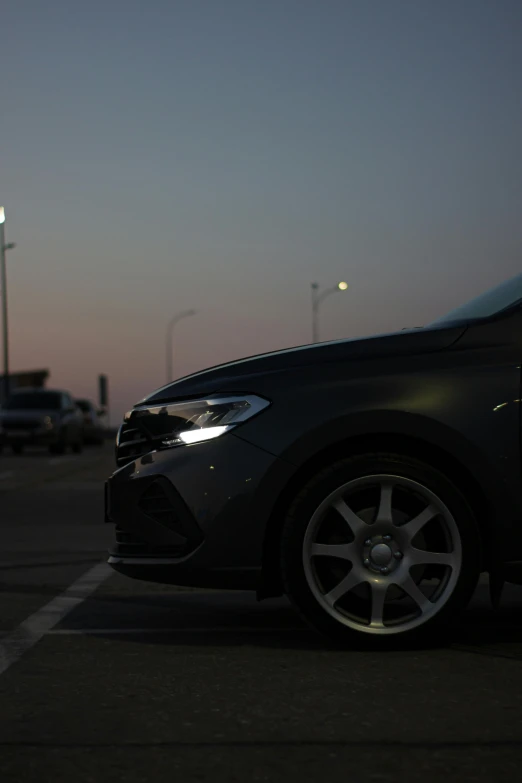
[72,439,83,454]
[11,444,23,455]
[86,437,103,447]
[280,453,481,648]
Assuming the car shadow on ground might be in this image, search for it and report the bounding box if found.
[3,576,522,655]
[53,581,522,656]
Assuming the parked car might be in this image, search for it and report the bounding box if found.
[106,272,522,646]
[75,399,105,445]
[0,389,84,455]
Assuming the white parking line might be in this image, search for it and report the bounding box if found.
[47,626,306,635]
[0,562,112,677]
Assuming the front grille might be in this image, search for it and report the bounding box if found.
[116,421,151,467]
[113,526,186,557]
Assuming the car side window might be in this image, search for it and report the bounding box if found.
[62,393,72,410]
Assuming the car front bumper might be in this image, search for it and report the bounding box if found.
[0,429,60,447]
[105,433,296,589]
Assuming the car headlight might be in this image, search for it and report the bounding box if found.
[42,416,55,430]
[126,394,270,449]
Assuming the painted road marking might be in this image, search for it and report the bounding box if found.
[0,562,112,677]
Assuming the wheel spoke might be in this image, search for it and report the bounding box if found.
[303,473,462,635]
[370,582,388,628]
[410,548,455,568]
[401,504,438,542]
[324,568,364,606]
[311,542,356,561]
[400,574,432,614]
[332,498,368,537]
[375,482,394,524]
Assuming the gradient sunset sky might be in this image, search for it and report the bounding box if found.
[2,0,521,422]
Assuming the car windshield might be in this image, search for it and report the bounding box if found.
[430,272,522,326]
[3,391,62,410]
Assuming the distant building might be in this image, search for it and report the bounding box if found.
[0,369,49,401]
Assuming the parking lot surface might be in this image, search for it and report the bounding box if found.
[1,444,522,782]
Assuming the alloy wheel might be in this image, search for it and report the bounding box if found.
[302,474,462,635]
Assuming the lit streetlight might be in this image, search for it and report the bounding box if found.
[166,309,196,383]
[0,208,16,401]
[311,281,348,343]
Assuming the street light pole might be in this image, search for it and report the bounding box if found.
[311,282,320,344]
[0,208,16,402]
[310,281,348,343]
[166,309,196,384]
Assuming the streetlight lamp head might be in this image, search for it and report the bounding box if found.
[338,281,348,291]
[0,208,5,224]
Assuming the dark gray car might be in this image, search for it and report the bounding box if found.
[106,272,522,646]
[0,389,84,455]
[75,399,105,445]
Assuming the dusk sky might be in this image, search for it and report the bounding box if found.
[2,0,521,423]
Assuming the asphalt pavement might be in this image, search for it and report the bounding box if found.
[1,444,522,783]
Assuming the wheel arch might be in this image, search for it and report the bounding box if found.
[259,431,496,599]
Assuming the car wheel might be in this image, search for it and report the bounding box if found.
[72,439,83,454]
[280,453,481,647]
[11,444,23,455]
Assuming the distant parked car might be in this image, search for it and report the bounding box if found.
[75,399,105,445]
[0,389,84,455]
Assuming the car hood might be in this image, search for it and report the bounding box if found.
[141,324,467,406]
[0,409,59,422]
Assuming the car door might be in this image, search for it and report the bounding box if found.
[61,393,76,438]
[87,402,96,434]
